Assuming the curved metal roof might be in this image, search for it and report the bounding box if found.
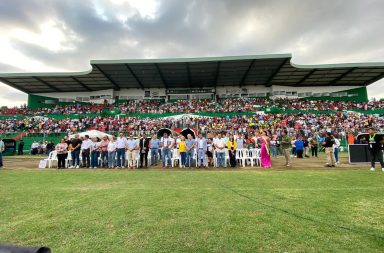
[1,54,384,93]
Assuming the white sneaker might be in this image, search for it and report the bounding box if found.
[69,166,74,168]
[76,165,79,169]
[370,167,375,171]
[382,168,384,172]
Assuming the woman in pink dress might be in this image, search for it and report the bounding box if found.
[260,131,272,168]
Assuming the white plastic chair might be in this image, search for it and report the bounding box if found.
[224,149,230,167]
[65,151,72,168]
[249,148,261,167]
[239,149,251,167]
[236,149,244,166]
[45,151,58,168]
[171,149,180,168]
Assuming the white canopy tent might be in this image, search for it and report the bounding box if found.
[69,130,113,139]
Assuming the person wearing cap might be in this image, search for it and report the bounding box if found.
[367,127,384,172]
[323,132,336,167]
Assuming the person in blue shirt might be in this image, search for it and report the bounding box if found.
[150,135,160,165]
[294,136,304,158]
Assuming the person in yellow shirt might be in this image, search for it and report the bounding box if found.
[179,136,187,168]
[227,134,237,167]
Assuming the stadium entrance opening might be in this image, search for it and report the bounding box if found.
[166,88,215,101]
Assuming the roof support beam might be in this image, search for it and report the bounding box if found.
[295,69,317,86]
[0,78,30,93]
[125,64,144,90]
[186,62,192,87]
[239,60,255,87]
[365,72,384,86]
[33,76,61,92]
[155,63,168,89]
[71,76,92,91]
[93,65,120,90]
[265,58,290,87]
[213,61,221,87]
[328,67,357,86]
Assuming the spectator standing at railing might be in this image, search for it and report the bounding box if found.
[0,137,4,168]
[281,130,292,167]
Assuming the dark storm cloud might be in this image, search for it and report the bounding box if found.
[0,0,383,100]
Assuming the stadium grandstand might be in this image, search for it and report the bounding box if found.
[0,54,384,154]
[1,53,384,109]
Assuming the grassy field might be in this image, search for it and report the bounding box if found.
[1,168,384,252]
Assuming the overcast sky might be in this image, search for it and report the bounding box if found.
[0,0,383,106]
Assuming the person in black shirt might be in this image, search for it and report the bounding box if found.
[323,132,336,167]
[71,134,82,168]
[368,127,384,172]
[18,140,24,155]
[139,133,150,168]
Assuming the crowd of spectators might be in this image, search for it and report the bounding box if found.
[1,111,383,139]
[1,98,384,116]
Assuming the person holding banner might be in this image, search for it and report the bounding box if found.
[368,127,384,172]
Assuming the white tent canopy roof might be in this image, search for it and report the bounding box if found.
[69,130,113,139]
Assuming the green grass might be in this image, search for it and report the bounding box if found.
[1,169,384,252]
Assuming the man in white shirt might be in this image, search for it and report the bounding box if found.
[214,133,227,168]
[116,133,128,168]
[81,135,93,168]
[160,133,174,168]
[31,141,39,155]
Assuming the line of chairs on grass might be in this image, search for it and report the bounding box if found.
[43,148,262,169]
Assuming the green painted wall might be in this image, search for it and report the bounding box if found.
[303,87,368,102]
[27,94,88,109]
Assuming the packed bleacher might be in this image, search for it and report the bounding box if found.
[1,98,384,116]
